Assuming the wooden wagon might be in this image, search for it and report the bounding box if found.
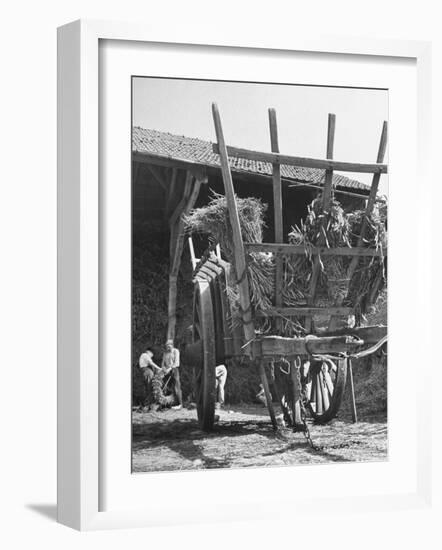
[184,103,388,433]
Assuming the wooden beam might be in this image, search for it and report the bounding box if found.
[167,173,202,341]
[289,180,375,202]
[317,324,387,344]
[256,306,352,317]
[169,173,193,228]
[244,243,386,257]
[212,143,387,174]
[146,164,168,190]
[269,108,283,325]
[165,167,178,218]
[259,335,363,356]
[322,113,336,209]
[305,114,336,332]
[212,103,255,355]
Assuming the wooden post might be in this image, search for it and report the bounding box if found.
[188,236,197,270]
[165,167,178,219]
[167,172,204,341]
[328,121,388,331]
[258,359,278,430]
[347,358,358,423]
[305,113,336,333]
[290,359,303,429]
[269,108,283,330]
[212,103,255,355]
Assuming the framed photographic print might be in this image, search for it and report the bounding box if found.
[57,19,432,530]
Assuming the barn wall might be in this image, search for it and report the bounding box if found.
[132,162,167,223]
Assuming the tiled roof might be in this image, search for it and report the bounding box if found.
[133,127,370,192]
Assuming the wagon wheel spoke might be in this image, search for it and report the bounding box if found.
[323,365,335,397]
[320,369,330,410]
[315,371,323,414]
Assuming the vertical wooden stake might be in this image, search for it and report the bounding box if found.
[305,113,336,333]
[348,358,358,423]
[269,108,283,330]
[290,359,303,430]
[328,121,388,331]
[259,359,278,430]
[212,103,255,355]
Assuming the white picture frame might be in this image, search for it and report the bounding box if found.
[57,19,432,531]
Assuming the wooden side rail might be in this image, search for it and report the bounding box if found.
[245,243,386,257]
[212,144,388,174]
[256,306,352,317]
[259,335,364,356]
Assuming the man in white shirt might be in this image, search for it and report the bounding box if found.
[161,339,182,409]
[138,347,161,407]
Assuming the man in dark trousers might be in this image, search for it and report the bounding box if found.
[138,347,161,407]
[161,339,183,410]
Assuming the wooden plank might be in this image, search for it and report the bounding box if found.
[244,242,387,257]
[259,335,364,356]
[328,121,388,331]
[212,103,255,355]
[212,143,387,174]
[256,306,352,317]
[305,114,335,332]
[269,108,283,324]
[318,324,387,344]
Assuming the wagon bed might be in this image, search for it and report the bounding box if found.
[185,103,388,434]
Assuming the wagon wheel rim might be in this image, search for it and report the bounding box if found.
[192,280,216,431]
[306,357,347,423]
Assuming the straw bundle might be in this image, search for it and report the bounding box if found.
[185,191,387,334]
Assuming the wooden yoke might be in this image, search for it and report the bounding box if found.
[305,113,336,333]
[328,121,388,331]
[212,103,255,354]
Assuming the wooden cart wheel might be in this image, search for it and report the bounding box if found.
[305,357,347,423]
[192,280,217,431]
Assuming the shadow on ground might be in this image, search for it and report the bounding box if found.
[132,404,388,473]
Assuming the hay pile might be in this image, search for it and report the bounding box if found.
[184,192,387,335]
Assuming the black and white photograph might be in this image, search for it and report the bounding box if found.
[131,77,388,473]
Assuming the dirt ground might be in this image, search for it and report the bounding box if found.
[132,404,387,473]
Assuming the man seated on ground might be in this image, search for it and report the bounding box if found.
[138,347,161,408]
[215,364,228,410]
[161,339,183,410]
